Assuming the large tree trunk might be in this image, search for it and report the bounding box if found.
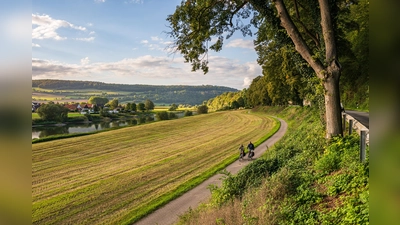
[273,0,343,138]
[324,64,343,138]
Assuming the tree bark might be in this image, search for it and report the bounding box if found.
[273,0,343,138]
[324,65,343,138]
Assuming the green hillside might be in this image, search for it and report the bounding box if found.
[32,79,238,105]
[177,106,369,224]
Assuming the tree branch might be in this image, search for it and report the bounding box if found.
[293,0,320,48]
[229,1,249,26]
[273,0,325,78]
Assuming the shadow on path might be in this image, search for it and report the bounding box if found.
[134,117,288,225]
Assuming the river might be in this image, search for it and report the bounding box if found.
[32,112,195,139]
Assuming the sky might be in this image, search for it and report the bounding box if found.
[32,0,262,90]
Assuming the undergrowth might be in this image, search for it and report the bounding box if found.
[176,106,369,225]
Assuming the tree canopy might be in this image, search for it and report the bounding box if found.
[37,102,69,122]
[145,99,155,111]
[88,96,109,105]
[167,0,368,138]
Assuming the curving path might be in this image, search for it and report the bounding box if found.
[134,117,288,225]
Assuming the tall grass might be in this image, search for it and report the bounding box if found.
[32,110,279,224]
[176,106,369,224]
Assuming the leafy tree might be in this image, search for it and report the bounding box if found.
[37,102,69,122]
[197,105,208,114]
[88,96,109,106]
[156,111,169,120]
[138,103,145,112]
[184,110,193,116]
[231,100,240,109]
[109,99,119,109]
[131,102,137,112]
[167,0,347,138]
[144,99,155,111]
[169,103,178,111]
[246,76,271,107]
[237,96,245,108]
[93,104,100,112]
[168,112,177,119]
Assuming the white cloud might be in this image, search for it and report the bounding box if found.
[243,77,252,87]
[32,43,41,48]
[94,0,106,3]
[75,37,95,42]
[32,13,90,41]
[81,57,90,65]
[141,40,149,44]
[125,0,143,3]
[32,55,261,90]
[226,39,254,49]
[151,36,161,41]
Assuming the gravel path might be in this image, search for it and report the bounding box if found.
[134,117,288,225]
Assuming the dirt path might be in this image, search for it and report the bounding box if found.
[134,117,288,225]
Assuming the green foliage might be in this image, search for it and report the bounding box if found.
[184,110,193,116]
[109,99,119,109]
[156,111,177,120]
[169,103,178,111]
[37,102,69,122]
[245,76,271,107]
[88,96,109,105]
[168,112,177,119]
[178,106,369,224]
[145,99,155,111]
[130,102,137,112]
[167,0,256,74]
[209,158,281,206]
[32,79,238,105]
[206,91,246,111]
[156,111,169,120]
[138,103,145,112]
[197,105,208,114]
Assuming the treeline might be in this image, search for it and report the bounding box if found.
[32,79,237,105]
[205,0,369,111]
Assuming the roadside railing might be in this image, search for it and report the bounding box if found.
[342,112,369,162]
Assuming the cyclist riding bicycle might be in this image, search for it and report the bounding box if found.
[247,141,255,159]
[238,144,245,160]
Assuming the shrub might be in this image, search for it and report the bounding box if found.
[156,111,169,120]
[184,110,193,116]
[168,112,177,119]
[197,105,208,114]
[37,102,69,122]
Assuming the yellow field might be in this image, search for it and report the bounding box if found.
[32,110,276,224]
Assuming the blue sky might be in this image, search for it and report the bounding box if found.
[32,0,262,90]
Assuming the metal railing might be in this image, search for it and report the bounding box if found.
[342,113,369,162]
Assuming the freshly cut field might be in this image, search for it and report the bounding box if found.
[32,110,277,224]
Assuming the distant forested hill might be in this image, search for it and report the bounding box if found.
[32,79,238,105]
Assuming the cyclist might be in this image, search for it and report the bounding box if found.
[238,144,245,160]
[247,141,255,159]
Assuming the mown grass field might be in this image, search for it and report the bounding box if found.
[32,110,278,224]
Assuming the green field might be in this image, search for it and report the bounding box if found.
[32,110,278,224]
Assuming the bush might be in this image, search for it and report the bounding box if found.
[168,112,177,119]
[184,110,193,116]
[156,111,169,120]
[197,105,208,114]
[37,102,69,122]
[209,158,281,206]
